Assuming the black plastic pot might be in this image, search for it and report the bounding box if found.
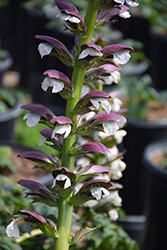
[148,27,167,90]
[120,117,167,215]
[113,13,150,57]
[142,139,167,250]
[0,99,22,141]
[118,215,145,249]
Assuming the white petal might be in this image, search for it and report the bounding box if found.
[57,13,71,21]
[108,209,119,221]
[56,174,71,189]
[41,77,52,91]
[52,79,64,93]
[113,50,131,65]
[39,137,47,146]
[102,121,119,136]
[76,156,90,167]
[78,48,103,59]
[119,11,131,19]
[114,129,127,144]
[69,16,81,23]
[114,0,125,4]
[105,146,119,161]
[38,43,52,58]
[90,98,111,113]
[83,200,98,207]
[81,85,90,98]
[23,113,40,127]
[90,187,110,200]
[52,124,71,138]
[6,220,20,238]
[111,97,122,112]
[126,0,139,7]
[105,190,122,206]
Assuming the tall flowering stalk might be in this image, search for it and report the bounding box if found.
[6,0,138,249]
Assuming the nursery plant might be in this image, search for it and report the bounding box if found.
[118,74,167,120]
[6,0,139,249]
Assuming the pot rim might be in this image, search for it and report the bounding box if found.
[0,56,13,72]
[142,138,167,180]
[127,117,167,129]
[0,99,22,122]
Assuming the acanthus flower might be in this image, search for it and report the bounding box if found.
[77,112,126,136]
[21,104,55,127]
[73,91,112,115]
[96,5,130,28]
[114,0,139,7]
[52,167,76,198]
[42,69,74,99]
[6,210,58,239]
[50,116,73,138]
[71,141,109,157]
[50,0,87,38]
[70,179,113,206]
[35,35,74,66]
[101,44,134,66]
[78,43,103,68]
[18,151,61,172]
[18,179,58,205]
[85,64,121,85]
[39,128,63,151]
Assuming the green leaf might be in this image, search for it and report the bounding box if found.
[70,226,96,245]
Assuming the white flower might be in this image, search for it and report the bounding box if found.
[114,0,124,4]
[78,48,103,59]
[110,159,126,180]
[74,183,83,194]
[81,84,90,98]
[102,121,120,136]
[90,97,111,113]
[38,43,52,58]
[98,71,121,85]
[90,187,110,200]
[106,191,122,207]
[57,13,81,23]
[110,97,123,112]
[94,173,110,181]
[105,146,119,162]
[119,11,131,19]
[41,77,64,93]
[23,112,40,127]
[113,50,131,65]
[52,124,71,138]
[114,0,139,7]
[6,218,24,238]
[108,208,119,221]
[83,200,98,207]
[76,156,91,167]
[126,0,139,7]
[114,129,127,144]
[52,174,71,189]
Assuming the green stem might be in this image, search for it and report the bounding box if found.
[54,1,98,250]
